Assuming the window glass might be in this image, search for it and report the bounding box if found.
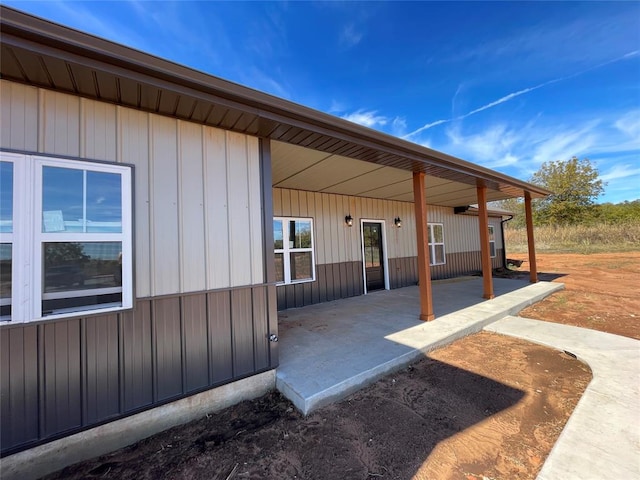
[42,241,122,315]
[273,220,283,250]
[290,252,313,281]
[432,224,444,243]
[42,166,84,232]
[43,167,123,234]
[290,220,311,248]
[0,244,10,318]
[274,252,284,283]
[434,245,445,265]
[0,162,13,233]
[86,171,122,233]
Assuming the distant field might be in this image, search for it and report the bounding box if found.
[505,223,640,253]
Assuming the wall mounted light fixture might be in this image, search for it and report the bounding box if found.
[394,217,402,228]
[345,215,354,227]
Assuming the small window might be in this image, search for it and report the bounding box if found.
[488,225,496,258]
[0,152,133,323]
[428,223,446,266]
[274,217,315,285]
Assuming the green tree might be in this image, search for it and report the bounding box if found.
[530,157,605,225]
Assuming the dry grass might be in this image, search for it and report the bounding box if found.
[505,222,640,254]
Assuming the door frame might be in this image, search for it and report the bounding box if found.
[360,219,390,294]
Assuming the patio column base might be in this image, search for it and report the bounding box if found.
[420,313,436,321]
[483,293,495,300]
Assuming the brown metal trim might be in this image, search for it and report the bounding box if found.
[525,192,539,283]
[476,182,495,299]
[413,172,435,321]
[259,138,279,368]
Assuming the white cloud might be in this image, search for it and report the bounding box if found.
[530,121,599,165]
[599,163,640,182]
[340,23,363,48]
[342,110,388,128]
[614,110,640,139]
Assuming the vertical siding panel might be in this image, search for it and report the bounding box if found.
[317,264,327,303]
[227,132,252,287]
[0,326,39,449]
[289,189,300,216]
[247,137,264,284]
[150,115,180,295]
[40,90,80,156]
[182,294,209,392]
[81,99,116,161]
[276,286,286,311]
[299,190,309,216]
[122,300,153,411]
[42,320,81,436]
[208,291,233,384]
[330,196,341,286]
[231,288,254,377]
[85,315,119,423]
[252,287,269,371]
[0,80,38,151]
[153,298,182,401]
[178,122,206,292]
[272,188,282,216]
[313,192,326,265]
[118,108,151,297]
[203,127,231,289]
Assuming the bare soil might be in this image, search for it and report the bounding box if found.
[46,251,640,480]
[507,252,640,339]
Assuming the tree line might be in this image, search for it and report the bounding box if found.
[494,157,640,228]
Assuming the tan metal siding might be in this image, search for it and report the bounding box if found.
[118,107,152,297]
[247,137,264,284]
[149,115,181,296]
[40,89,80,156]
[178,121,206,292]
[227,132,253,287]
[203,127,231,290]
[0,81,38,151]
[81,99,116,162]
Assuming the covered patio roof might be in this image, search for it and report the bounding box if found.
[1,6,550,207]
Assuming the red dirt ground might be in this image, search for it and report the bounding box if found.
[509,252,640,339]
[45,252,640,480]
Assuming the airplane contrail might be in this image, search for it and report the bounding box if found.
[403,50,639,139]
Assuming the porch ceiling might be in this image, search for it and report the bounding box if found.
[272,141,514,206]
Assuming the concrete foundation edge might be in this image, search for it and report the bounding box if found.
[1,370,276,480]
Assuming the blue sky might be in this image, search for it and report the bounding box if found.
[4,1,639,203]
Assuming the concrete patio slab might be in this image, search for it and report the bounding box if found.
[276,277,563,414]
[485,316,640,480]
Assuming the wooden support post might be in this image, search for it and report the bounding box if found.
[524,191,539,283]
[413,172,435,321]
[476,182,495,299]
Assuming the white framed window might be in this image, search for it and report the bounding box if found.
[274,217,315,285]
[488,225,496,258]
[428,223,446,266]
[0,151,133,323]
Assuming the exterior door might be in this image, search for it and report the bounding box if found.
[363,222,385,291]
